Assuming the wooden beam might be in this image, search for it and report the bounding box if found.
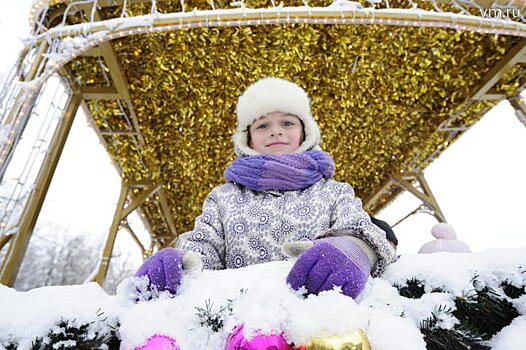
[472,38,526,101]
[100,130,140,136]
[0,234,13,251]
[158,187,178,237]
[77,1,145,146]
[80,47,103,57]
[476,88,507,100]
[0,94,81,286]
[92,183,129,284]
[364,178,396,213]
[392,172,447,223]
[121,184,160,219]
[508,95,526,126]
[415,173,447,222]
[0,41,49,182]
[122,223,145,255]
[97,41,145,146]
[81,86,119,100]
[74,4,149,147]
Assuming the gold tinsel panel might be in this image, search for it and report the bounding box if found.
[102,134,151,181]
[495,62,526,95]
[87,23,517,234]
[66,57,113,87]
[141,200,172,238]
[86,100,152,182]
[87,100,131,130]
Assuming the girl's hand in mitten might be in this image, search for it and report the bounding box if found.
[135,248,202,295]
[284,237,372,298]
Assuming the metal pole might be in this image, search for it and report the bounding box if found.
[92,182,159,284]
[0,41,50,182]
[0,94,81,286]
[0,234,13,252]
[392,172,447,224]
[508,95,526,127]
[91,183,129,285]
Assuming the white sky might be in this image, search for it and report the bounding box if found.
[1,2,526,263]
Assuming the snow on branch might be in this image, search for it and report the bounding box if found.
[1,248,525,349]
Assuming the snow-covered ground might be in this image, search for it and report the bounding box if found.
[1,248,525,349]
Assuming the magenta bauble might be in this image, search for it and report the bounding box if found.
[136,335,180,350]
[225,324,293,350]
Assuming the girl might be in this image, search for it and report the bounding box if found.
[136,77,397,300]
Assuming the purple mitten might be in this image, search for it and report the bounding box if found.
[286,237,371,298]
[136,248,184,295]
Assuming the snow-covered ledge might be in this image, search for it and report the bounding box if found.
[1,248,525,350]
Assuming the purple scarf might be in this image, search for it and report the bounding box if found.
[224,151,336,191]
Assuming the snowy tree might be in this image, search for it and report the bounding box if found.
[7,224,137,294]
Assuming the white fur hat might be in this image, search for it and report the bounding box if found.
[233,77,321,157]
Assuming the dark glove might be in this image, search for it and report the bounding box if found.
[285,237,372,298]
[135,248,184,295]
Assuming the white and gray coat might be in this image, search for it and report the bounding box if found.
[176,178,397,277]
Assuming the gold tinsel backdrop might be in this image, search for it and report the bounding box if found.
[52,0,526,240]
[78,26,522,237]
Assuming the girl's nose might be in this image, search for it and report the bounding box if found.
[270,125,283,136]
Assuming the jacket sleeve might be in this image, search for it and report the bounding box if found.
[175,188,226,270]
[318,182,398,277]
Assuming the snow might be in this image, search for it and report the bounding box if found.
[490,316,526,349]
[382,248,526,296]
[0,282,122,349]
[367,312,426,350]
[1,248,525,349]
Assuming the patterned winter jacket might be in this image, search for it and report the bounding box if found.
[176,178,397,277]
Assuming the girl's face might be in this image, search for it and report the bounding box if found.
[249,112,304,155]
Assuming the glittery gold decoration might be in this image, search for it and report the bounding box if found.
[495,62,526,95]
[54,3,525,239]
[66,57,112,87]
[303,329,371,350]
[41,2,87,29]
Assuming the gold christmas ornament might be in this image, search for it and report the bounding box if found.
[302,328,371,350]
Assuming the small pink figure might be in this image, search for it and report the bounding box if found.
[418,223,472,254]
[225,324,293,350]
[136,335,180,350]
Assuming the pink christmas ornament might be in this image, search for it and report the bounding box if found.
[225,324,293,350]
[418,223,472,254]
[136,335,180,350]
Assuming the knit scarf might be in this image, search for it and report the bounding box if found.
[224,150,335,191]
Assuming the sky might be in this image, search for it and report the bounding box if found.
[0,2,525,268]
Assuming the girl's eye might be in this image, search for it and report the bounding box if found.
[282,121,294,126]
[256,123,268,129]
